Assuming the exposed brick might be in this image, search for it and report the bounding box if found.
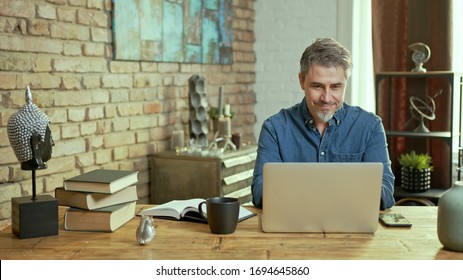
[95,149,112,164]
[136,130,150,143]
[112,117,129,131]
[43,174,63,192]
[130,115,156,130]
[80,122,97,135]
[0,73,18,89]
[0,0,257,222]
[117,103,143,116]
[87,0,105,10]
[53,57,107,73]
[87,106,104,120]
[68,108,86,122]
[57,7,77,23]
[68,0,87,7]
[47,0,68,5]
[28,19,50,36]
[140,62,158,72]
[0,146,19,165]
[52,137,86,157]
[77,9,108,27]
[0,0,35,19]
[61,123,80,138]
[104,104,116,118]
[63,41,82,56]
[0,166,9,184]
[82,75,101,89]
[91,89,110,104]
[17,73,61,90]
[0,34,63,54]
[101,74,133,88]
[110,61,140,73]
[113,146,129,160]
[0,182,21,205]
[90,27,111,42]
[0,128,9,148]
[158,63,180,73]
[61,76,81,90]
[82,42,105,56]
[129,143,151,158]
[144,102,162,114]
[50,22,89,40]
[110,89,130,103]
[38,4,57,20]
[45,108,67,123]
[34,56,53,72]
[89,135,104,150]
[103,131,136,148]
[133,73,162,88]
[75,153,94,167]
[54,90,93,106]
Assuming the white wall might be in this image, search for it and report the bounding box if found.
[253,0,354,138]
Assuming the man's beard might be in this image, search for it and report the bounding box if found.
[316,110,334,123]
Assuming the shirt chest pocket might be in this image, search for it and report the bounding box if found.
[333,152,363,162]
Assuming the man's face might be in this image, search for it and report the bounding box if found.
[298,64,347,124]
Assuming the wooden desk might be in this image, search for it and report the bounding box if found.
[0,206,461,260]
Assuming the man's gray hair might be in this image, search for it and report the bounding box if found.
[300,38,353,79]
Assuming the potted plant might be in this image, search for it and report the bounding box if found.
[398,151,433,192]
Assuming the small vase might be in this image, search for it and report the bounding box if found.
[437,181,463,252]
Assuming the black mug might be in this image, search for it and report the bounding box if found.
[199,197,240,234]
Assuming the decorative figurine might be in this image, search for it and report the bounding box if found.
[136,215,155,245]
[7,86,58,239]
[7,86,54,171]
[408,42,431,72]
[406,89,442,133]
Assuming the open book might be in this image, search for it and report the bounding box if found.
[138,198,256,223]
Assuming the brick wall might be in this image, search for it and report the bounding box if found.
[253,0,338,137]
[0,0,256,221]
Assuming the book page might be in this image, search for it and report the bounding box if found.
[139,198,205,219]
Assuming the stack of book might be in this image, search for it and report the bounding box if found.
[55,169,139,232]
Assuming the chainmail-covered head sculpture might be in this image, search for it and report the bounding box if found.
[7,86,53,170]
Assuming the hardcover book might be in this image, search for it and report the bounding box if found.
[55,185,138,210]
[138,198,256,223]
[64,201,136,232]
[64,169,139,194]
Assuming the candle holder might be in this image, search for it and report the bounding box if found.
[208,115,236,152]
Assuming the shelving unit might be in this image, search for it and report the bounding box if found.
[375,71,462,201]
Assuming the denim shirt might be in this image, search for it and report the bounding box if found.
[251,98,395,210]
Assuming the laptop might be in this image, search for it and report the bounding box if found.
[261,162,383,233]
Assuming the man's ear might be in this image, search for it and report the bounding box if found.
[298,72,305,90]
[31,133,45,168]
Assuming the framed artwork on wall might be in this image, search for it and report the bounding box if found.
[112,0,233,64]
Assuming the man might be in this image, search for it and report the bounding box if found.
[251,38,395,210]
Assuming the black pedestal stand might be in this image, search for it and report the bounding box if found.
[11,170,58,239]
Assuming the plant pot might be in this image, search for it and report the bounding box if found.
[400,167,431,192]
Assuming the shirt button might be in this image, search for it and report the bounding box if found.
[321,151,325,156]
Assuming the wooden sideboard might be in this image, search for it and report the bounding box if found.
[149,145,257,204]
